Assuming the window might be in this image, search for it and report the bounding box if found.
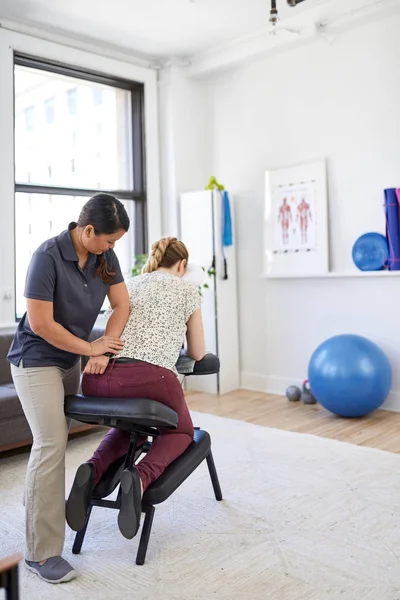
[92,87,103,106]
[14,56,146,319]
[45,97,55,124]
[25,106,35,131]
[67,87,78,116]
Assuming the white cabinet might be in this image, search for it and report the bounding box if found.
[180,190,240,394]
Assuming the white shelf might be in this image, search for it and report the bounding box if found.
[262,270,400,279]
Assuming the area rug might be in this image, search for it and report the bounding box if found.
[1,411,400,600]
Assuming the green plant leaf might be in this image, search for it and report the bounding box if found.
[131,253,148,277]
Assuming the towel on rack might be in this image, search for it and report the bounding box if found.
[221,190,233,247]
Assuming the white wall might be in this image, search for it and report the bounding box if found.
[3,14,400,412]
[0,27,161,326]
[158,65,212,237]
[206,14,400,409]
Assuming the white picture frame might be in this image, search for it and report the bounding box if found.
[264,159,329,277]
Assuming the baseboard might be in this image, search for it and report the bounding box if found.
[240,371,400,413]
[240,372,269,393]
[381,390,400,413]
[240,372,301,395]
[186,374,218,394]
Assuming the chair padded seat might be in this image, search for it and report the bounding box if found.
[143,429,211,505]
[64,395,178,429]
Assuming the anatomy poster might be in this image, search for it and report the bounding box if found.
[272,181,317,252]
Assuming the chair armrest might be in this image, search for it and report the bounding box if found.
[177,352,220,376]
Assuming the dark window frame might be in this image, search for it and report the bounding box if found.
[14,52,147,319]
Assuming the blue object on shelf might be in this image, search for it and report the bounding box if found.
[384,188,400,270]
[352,232,388,271]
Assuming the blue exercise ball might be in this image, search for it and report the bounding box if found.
[308,334,392,417]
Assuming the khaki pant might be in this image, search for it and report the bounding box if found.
[11,362,81,562]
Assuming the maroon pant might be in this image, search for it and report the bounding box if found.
[82,362,194,491]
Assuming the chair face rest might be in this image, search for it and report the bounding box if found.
[64,395,178,429]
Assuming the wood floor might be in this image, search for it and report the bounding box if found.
[185,389,400,454]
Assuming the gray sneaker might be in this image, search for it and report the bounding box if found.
[25,556,76,583]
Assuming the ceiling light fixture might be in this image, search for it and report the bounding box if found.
[269,0,279,26]
[269,0,307,26]
[287,0,307,6]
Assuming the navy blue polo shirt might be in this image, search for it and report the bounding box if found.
[8,223,124,369]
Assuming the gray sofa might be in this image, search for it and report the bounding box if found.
[0,326,103,452]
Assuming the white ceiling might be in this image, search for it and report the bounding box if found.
[0,0,398,68]
[0,0,334,59]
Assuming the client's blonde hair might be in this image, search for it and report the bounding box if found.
[142,237,189,273]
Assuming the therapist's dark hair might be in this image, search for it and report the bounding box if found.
[77,193,130,284]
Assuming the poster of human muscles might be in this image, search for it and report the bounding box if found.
[264,160,328,277]
[273,181,317,252]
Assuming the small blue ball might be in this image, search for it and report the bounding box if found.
[352,232,388,271]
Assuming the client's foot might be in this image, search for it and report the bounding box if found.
[66,462,95,531]
[25,556,76,584]
[117,467,142,539]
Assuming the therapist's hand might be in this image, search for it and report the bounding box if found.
[84,355,110,375]
[90,335,124,356]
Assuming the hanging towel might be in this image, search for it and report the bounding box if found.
[221,190,233,247]
[384,188,400,270]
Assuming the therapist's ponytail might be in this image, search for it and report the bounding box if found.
[96,255,116,285]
